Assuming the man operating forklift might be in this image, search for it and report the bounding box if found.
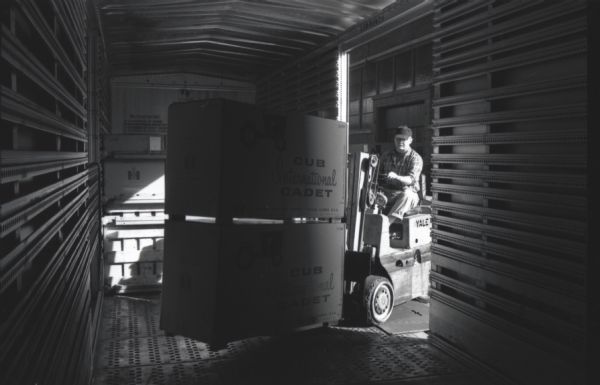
[343,124,430,325]
[377,125,423,224]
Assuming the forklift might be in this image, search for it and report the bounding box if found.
[343,152,432,325]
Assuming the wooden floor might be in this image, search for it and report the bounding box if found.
[92,294,493,385]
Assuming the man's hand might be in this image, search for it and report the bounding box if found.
[387,171,400,181]
[387,171,412,186]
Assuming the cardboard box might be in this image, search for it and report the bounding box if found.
[160,220,345,344]
[103,226,164,292]
[105,261,163,290]
[104,228,164,252]
[165,99,347,219]
[103,159,165,202]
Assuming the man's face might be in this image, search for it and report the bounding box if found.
[394,135,412,153]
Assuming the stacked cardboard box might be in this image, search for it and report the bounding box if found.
[102,204,165,292]
[101,134,166,293]
[160,99,348,345]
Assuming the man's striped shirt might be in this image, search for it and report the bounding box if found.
[379,148,423,193]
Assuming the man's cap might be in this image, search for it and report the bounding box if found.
[394,125,412,139]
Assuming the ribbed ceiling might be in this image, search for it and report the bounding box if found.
[96,0,397,80]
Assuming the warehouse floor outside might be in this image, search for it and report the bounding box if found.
[92,294,490,385]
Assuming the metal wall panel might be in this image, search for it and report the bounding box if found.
[428,1,587,384]
[256,48,339,119]
[0,0,107,383]
[255,1,433,120]
[110,74,256,134]
[95,0,398,81]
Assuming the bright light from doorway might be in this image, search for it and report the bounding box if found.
[337,51,349,124]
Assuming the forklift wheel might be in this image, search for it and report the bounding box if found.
[363,275,394,325]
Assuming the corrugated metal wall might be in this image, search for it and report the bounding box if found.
[0,0,107,383]
[256,47,339,119]
[428,1,587,384]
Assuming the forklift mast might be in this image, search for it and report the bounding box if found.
[346,152,380,254]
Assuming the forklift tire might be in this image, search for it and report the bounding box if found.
[363,275,394,325]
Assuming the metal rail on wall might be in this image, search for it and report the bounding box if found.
[428,1,587,384]
[0,0,108,383]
